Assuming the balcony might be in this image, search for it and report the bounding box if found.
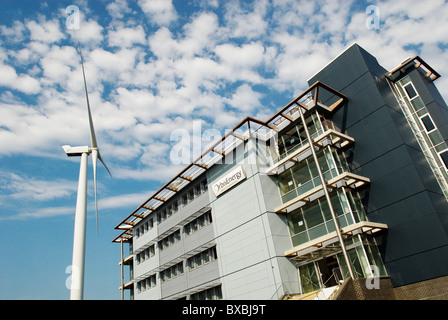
[276,172,370,214]
[285,221,388,263]
[266,128,354,175]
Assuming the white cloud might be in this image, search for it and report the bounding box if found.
[1,0,448,188]
[215,42,265,68]
[108,25,146,48]
[106,0,132,20]
[223,0,269,39]
[26,18,64,43]
[180,12,219,57]
[138,0,178,26]
[225,83,263,113]
[0,206,74,221]
[148,26,179,59]
[98,190,156,210]
[89,47,141,83]
[0,20,27,42]
[0,188,155,221]
[0,63,40,94]
[40,45,78,85]
[113,163,183,181]
[0,172,77,202]
[76,19,104,44]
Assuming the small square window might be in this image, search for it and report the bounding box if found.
[420,114,436,133]
[404,83,418,100]
[439,150,448,170]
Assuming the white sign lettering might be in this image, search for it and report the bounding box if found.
[212,166,246,196]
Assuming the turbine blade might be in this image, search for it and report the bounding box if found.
[91,149,99,235]
[78,43,98,149]
[98,151,112,177]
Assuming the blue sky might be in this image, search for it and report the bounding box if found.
[0,0,447,300]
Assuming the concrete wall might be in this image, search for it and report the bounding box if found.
[132,137,299,299]
[205,139,299,299]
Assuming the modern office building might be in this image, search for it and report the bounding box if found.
[112,43,448,300]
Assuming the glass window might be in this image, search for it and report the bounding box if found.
[420,114,436,133]
[331,192,346,217]
[319,198,332,222]
[317,151,330,174]
[188,189,194,201]
[287,209,306,235]
[399,76,411,87]
[307,118,318,137]
[191,219,198,232]
[172,200,178,212]
[283,126,300,152]
[201,179,208,192]
[307,158,319,180]
[411,96,425,112]
[278,169,295,195]
[298,126,307,142]
[303,200,324,229]
[429,130,444,146]
[203,249,210,264]
[292,161,312,186]
[439,150,448,170]
[184,224,191,235]
[195,255,202,268]
[291,231,309,246]
[277,138,286,156]
[188,257,195,270]
[365,238,388,277]
[404,83,417,100]
[347,191,367,222]
[195,184,201,197]
[299,263,321,294]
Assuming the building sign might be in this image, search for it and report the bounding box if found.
[212,166,246,197]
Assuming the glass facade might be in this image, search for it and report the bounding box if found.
[273,106,387,295]
[297,236,387,294]
[272,112,324,164]
[287,189,367,247]
[278,147,348,203]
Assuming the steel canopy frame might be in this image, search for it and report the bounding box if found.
[112,81,347,243]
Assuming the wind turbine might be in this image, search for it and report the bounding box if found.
[62,43,112,300]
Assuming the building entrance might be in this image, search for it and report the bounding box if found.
[298,255,342,294]
[317,255,340,288]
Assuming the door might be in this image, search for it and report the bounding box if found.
[317,256,339,288]
[299,262,320,294]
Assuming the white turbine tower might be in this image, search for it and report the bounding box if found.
[62,44,111,300]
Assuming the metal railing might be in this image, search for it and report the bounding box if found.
[296,267,343,301]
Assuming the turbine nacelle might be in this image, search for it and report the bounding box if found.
[62,145,90,157]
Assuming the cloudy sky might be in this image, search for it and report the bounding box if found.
[0,0,447,300]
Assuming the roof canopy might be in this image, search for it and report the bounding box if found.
[112,81,347,243]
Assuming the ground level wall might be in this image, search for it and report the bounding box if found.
[333,275,448,300]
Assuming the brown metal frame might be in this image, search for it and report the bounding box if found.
[112,81,347,243]
[387,56,441,82]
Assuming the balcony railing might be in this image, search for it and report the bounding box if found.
[266,129,355,174]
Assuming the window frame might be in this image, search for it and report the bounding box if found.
[419,113,437,134]
[438,149,448,171]
[403,81,418,101]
